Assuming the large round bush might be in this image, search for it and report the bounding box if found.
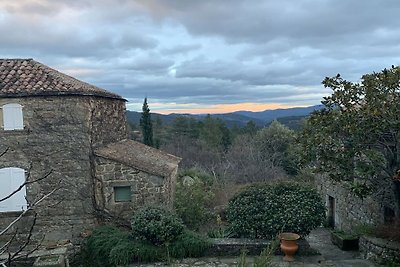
[226,183,325,239]
[131,206,184,245]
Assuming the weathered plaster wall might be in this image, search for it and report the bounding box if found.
[315,175,395,231]
[94,157,173,220]
[0,95,127,247]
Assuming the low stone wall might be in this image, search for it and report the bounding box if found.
[359,236,400,265]
[205,238,318,256]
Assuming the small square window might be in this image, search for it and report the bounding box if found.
[114,186,131,202]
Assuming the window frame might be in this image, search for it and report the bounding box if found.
[113,186,132,203]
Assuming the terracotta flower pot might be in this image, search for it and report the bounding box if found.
[279,232,300,262]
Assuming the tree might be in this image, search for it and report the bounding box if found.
[199,115,231,151]
[301,66,400,217]
[255,121,297,175]
[140,97,154,147]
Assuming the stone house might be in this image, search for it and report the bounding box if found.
[0,58,180,248]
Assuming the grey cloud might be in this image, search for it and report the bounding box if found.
[161,44,202,55]
[1,0,399,112]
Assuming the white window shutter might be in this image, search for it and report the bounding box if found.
[3,105,15,130]
[10,168,27,211]
[2,104,23,130]
[13,106,24,130]
[0,168,12,212]
[0,167,27,212]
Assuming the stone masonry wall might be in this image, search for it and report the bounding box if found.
[88,97,127,148]
[94,157,173,220]
[0,95,127,248]
[359,236,400,265]
[315,175,383,231]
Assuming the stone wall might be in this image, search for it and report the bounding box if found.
[315,175,384,231]
[88,97,127,148]
[94,157,173,220]
[359,236,400,265]
[0,95,127,248]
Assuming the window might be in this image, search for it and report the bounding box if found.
[114,186,131,202]
[2,103,24,130]
[0,167,27,212]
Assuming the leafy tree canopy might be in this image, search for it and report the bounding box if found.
[300,66,400,203]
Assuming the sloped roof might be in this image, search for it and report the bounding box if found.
[0,58,123,100]
[95,139,181,177]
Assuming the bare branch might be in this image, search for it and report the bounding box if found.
[0,170,53,203]
[8,213,38,263]
[0,186,60,236]
[0,147,9,158]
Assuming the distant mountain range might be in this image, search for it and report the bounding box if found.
[126,105,324,129]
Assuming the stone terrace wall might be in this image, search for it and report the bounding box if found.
[315,175,383,231]
[0,96,99,246]
[94,157,172,220]
[360,236,400,265]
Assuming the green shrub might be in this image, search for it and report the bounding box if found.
[84,226,132,267]
[130,241,165,263]
[131,206,184,245]
[109,240,137,266]
[175,178,214,230]
[226,183,325,239]
[169,230,211,258]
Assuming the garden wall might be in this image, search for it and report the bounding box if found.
[359,236,400,265]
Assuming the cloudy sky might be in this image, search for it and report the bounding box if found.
[1,0,399,114]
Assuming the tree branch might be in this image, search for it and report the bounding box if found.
[0,170,53,203]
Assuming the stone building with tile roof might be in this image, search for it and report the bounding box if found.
[0,59,180,249]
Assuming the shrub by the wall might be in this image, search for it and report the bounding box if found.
[175,178,214,230]
[226,183,325,239]
[131,206,185,245]
[169,230,211,258]
[83,226,135,266]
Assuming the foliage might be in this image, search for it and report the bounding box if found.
[237,238,279,267]
[175,174,214,230]
[140,97,154,147]
[348,180,372,199]
[300,66,400,206]
[82,226,134,267]
[131,206,184,245]
[255,121,298,175]
[226,183,325,239]
[238,249,248,267]
[353,224,376,237]
[331,230,359,240]
[253,238,280,267]
[80,226,210,266]
[178,168,215,185]
[207,226,233,238]
[168,230,211,258]
[199,115,232,151]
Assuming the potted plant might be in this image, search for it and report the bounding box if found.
[279,232,300,262]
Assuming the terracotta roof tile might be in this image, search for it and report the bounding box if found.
[95,139,181,177]
[0,58,123,99]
